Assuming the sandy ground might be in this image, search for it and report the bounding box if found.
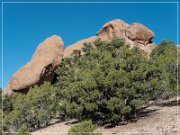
[32,97,180,135]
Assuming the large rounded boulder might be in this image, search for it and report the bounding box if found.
[125,23,154,45]
[97,19,156,54]
[4,35,64,94]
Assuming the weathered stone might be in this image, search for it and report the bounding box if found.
[125,23,154,45]
[65,19,156,58]
[3,35,64,94]
[64,36,97,58]
[97,19,156,54]
[3,19,157,95]
[97,19,129,40]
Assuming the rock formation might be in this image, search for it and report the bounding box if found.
[97,19,154,45]
[3,19,156,95]
[64,19,156,58]
[64,36,97,57]
[97,19,129,41]
[96,19,156,55]
[3,35,64,94]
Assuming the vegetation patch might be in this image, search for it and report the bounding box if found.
[1,39,178,134]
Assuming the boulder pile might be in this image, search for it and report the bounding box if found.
[3,19,156,94]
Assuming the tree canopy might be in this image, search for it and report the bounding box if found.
[1,39,178,133]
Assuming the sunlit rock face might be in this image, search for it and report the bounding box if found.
[64,19,156,58]
[64,36,97,57]
[97,19,156,55]
[3,35,64,94]
[3,19,156,95]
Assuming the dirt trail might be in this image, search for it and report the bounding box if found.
[32,97,180,135]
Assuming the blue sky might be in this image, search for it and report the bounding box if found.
[0,1,178,89]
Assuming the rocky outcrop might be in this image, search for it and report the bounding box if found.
[97,19,156,54]
[3,35,64,94]
[64,36,97,57]
[64,19,156,58]
[97,19,129,40]
[3,19,156,95]
[125,23,154,45]
[3,84,12,95]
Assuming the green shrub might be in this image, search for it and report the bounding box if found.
[68,120,101,135]
[15,125,31,135]
[2,39,177,132]
[4,82,58,132]
[56,39,177,124]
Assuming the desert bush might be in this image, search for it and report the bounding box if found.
[4,82,58,132]
[68,120,101,135]
[56,39,177,124]
[2,39,177,132]
[15,125,31,135]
